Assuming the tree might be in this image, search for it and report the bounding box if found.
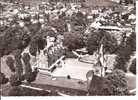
[22,53,32,73]
[29,42,38,56]
[86,31,103,55]
[86,30,118,55]
[114,55,127,72]
[0,26,30,56]
[129,58,136,75]
[22,53,38,83]
[27,22,42,35]
[21,33,31,49]
[71,11,87,29]
[29,35,46,56]
[101,32,118,54]
[13,50,24,81]
[22,53,33,82]
[88,75,113,96]
[105,69,128,95]
[50,19,66,33]
[0,72,9,85]
[25,68,39,83]
[9,74,22,86]
[8,86,23,96]
[63,32,85,51]
[6,56,15,72]
[115,32,136,72]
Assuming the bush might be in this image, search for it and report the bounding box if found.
[6,56,15,72]
[129,58,136,75]
[0,72,9,85]
[105,69,128,95]
[63,32,85,51]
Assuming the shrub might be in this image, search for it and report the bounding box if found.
[6,56,15,72]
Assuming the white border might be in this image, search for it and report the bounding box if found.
[1,1,138,100]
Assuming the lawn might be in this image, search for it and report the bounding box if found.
[52,58,94,81]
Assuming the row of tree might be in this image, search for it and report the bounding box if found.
[1,52,39,86]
